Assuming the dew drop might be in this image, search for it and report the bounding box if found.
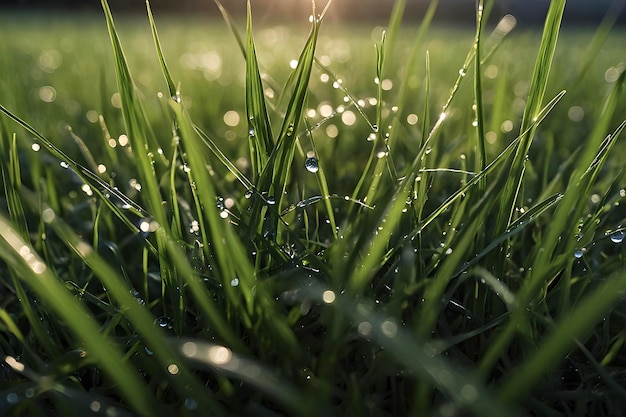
[305,157,319,173]
[610,230,624,244]
[216,197,225,211]
[244,189,253,199]
[230,278,239,287]
[154,316,173,330]
[59,161,69,169]
[267,197,276,205]
[574,248,585,259]
[248,127,255,137]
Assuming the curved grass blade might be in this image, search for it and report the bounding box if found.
[498,266,626,404]
[0,213,160,417]
[146,0,176,99]
[213,0,246,57]
[26,194,231,415]
[0,104,148,222]
[176,338,313,416]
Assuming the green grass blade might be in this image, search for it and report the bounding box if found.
[305,119,337,239]
[493,0,566,237]
[146,0,176,99]
[245,1,274,180]
[479,71,624,378]
[498,267,626,403]
[249,5,323,242]
[0,213,160,417]
[101,0,168,229]
[193,124,254,190]
[177,338,311,415]
[473,0,487,180]
[213,0,246,57]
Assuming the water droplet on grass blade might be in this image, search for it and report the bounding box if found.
[154,316,173,330]
[610,230,624,243]
[267,197,276,205]
[305,157,319,173]
[574,248,585,259]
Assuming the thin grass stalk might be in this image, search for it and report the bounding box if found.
[492,0,566,241]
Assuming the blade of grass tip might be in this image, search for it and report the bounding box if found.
[480,14,517,65]
[1,133,28,240]
[386,0,438,153]
[345,32,390,217]
[66,125,100,174]
[473,0,487,185]
[498,267,626,404]
[385,0,404,53]
[245,0,274,180]
[574,1,623,83]
[0,214,160,417]
[413,50,431,223]
[374,30,398,181]
[103,0,188,327]
[251,3,322,242]
[493,0,566,239]
[146,0,176,99]
[213,0,246,57]
[101,0,168,229]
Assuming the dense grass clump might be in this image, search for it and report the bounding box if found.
[1,0,626,415]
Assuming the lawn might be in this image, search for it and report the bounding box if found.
[1,1,626,416]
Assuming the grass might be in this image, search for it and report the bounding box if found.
[1,0,626,415]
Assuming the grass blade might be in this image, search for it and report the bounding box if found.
[493,0,566,238]
[245,0,274,180]
[0,213,160,417]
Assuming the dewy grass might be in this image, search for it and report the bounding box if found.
[1,0,626,416]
